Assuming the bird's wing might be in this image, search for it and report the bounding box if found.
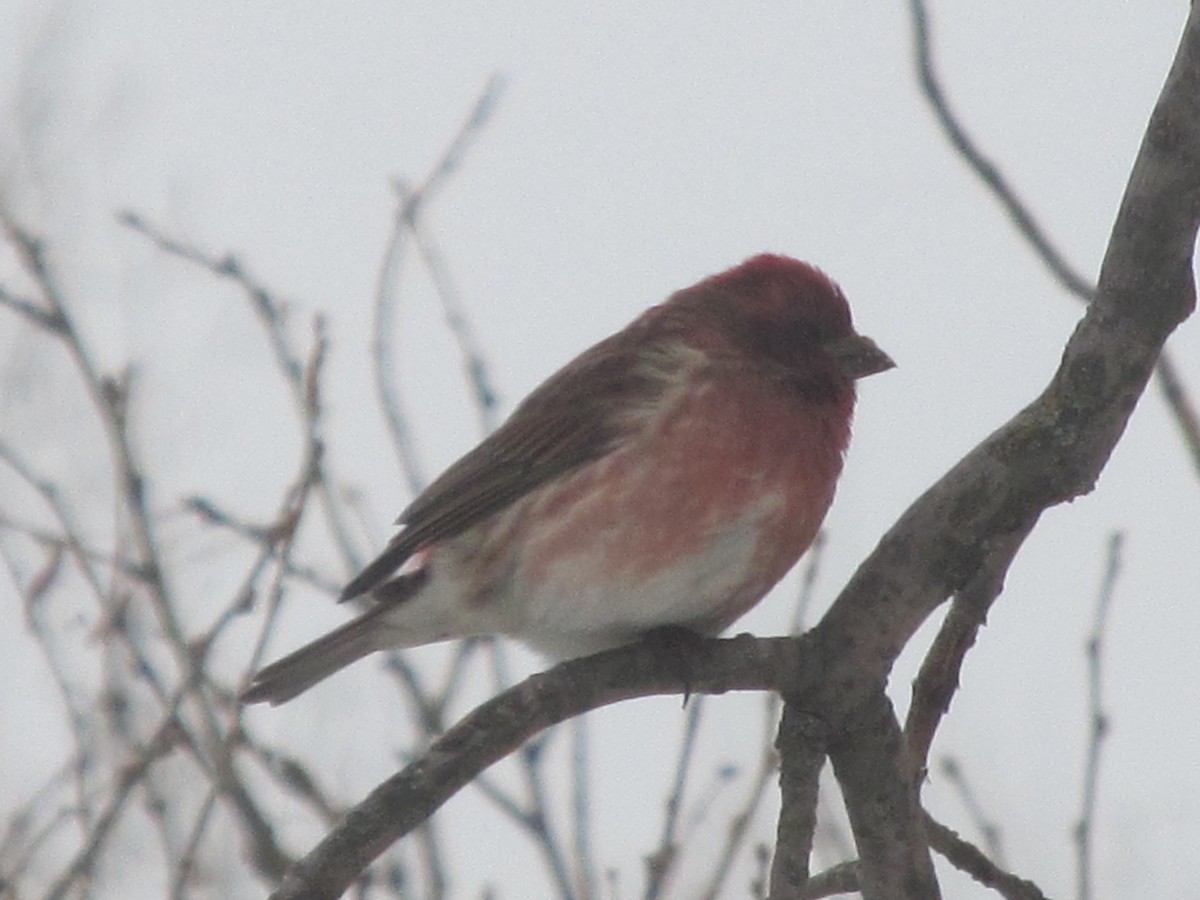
[340,331,670,600]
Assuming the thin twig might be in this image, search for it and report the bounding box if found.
[489,641,577,900]
[905,526,1030,768]
[0,510,146,580]
[0,756,82,884]
[937,757,1005,867]
[171,788,219,900]
[182,497,341,595]
[3,210,303,895]
[396,179,501,435]
[569,716,599,900]
[645,696,705,899]
[699,746,775,900]
[0,440,122,826]
[925,812,1050,900]
[116,211,363,572]
[238,314,329,678]
[240,741,341,825]
[0,283,64,330]
[796,860,858,899]
[428,638,485,725]
[1153,355,1200,477]
[413,817,448,900]
[370,74,505,493]
[909,0,1094,299]
[42,718,183,900]
[1076,531,1123,900]
[370,187,427,495]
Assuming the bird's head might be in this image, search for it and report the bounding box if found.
[672,253,895,386]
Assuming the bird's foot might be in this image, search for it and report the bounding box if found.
[639,625,710,706]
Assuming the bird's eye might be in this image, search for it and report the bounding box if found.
[744,319,818,367]
[791,322,821,345]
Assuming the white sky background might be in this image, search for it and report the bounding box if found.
[1,2,1197,898]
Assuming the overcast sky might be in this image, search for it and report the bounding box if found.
[1,3,1197,898]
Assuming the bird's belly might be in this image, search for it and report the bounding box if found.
[512,501,785,658]
[503,380,843,659]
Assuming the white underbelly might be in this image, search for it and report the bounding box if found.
[509,505,777,659]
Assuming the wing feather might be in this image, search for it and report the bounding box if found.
[340,328,670,600]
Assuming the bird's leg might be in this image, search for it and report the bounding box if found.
[639,625,711,706]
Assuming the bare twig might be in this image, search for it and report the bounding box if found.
[371,187,428,496]
[699,746,775,900]
[0,756,82,885]
[395,178,501,435]
[796,861,858,899]
[239,741,341,826]
[569,716,599,900]
[0,509,145,580]
[238,314,330,678]
[170,788,218,900]
[2,209,312,896]
[371,74,505,493]
[924,812,1049,900]
[183,496,342,595]
[1152,355,1200,478]
[1075,531,1123,900]
[0,282,64,330]
[0,439,124,823]
[488,642,578,900]
[937,757,1005,869]
[909,0,1095,300]
[42,718,183,900]
[905,526,1030,768]
[116,211,363,572]
[645,696,705,899]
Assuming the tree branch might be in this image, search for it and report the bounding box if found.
[767,706,827,898]
[269,635,797,900]
[1075,531,1123,900]
[904,524,1031,768]
[827,694,938,900]
[924,813,1049,900]
[909,0,1200,479]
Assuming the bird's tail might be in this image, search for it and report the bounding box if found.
[240,604,389,706]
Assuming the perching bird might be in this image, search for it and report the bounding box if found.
[241,254,893,705]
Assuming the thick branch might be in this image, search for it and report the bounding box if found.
[269,635,802,900]
[812,0,1200,690]
[827,694,938,900]
[767,707,827,897]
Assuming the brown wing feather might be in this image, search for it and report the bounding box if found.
[340,326,670,600]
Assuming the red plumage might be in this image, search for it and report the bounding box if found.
[242,254,893,704]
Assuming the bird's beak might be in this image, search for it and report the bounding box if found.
[825,334,896,380]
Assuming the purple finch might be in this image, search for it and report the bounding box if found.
[242,254,893,704]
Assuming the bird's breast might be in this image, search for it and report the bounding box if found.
[497,366,850,653]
